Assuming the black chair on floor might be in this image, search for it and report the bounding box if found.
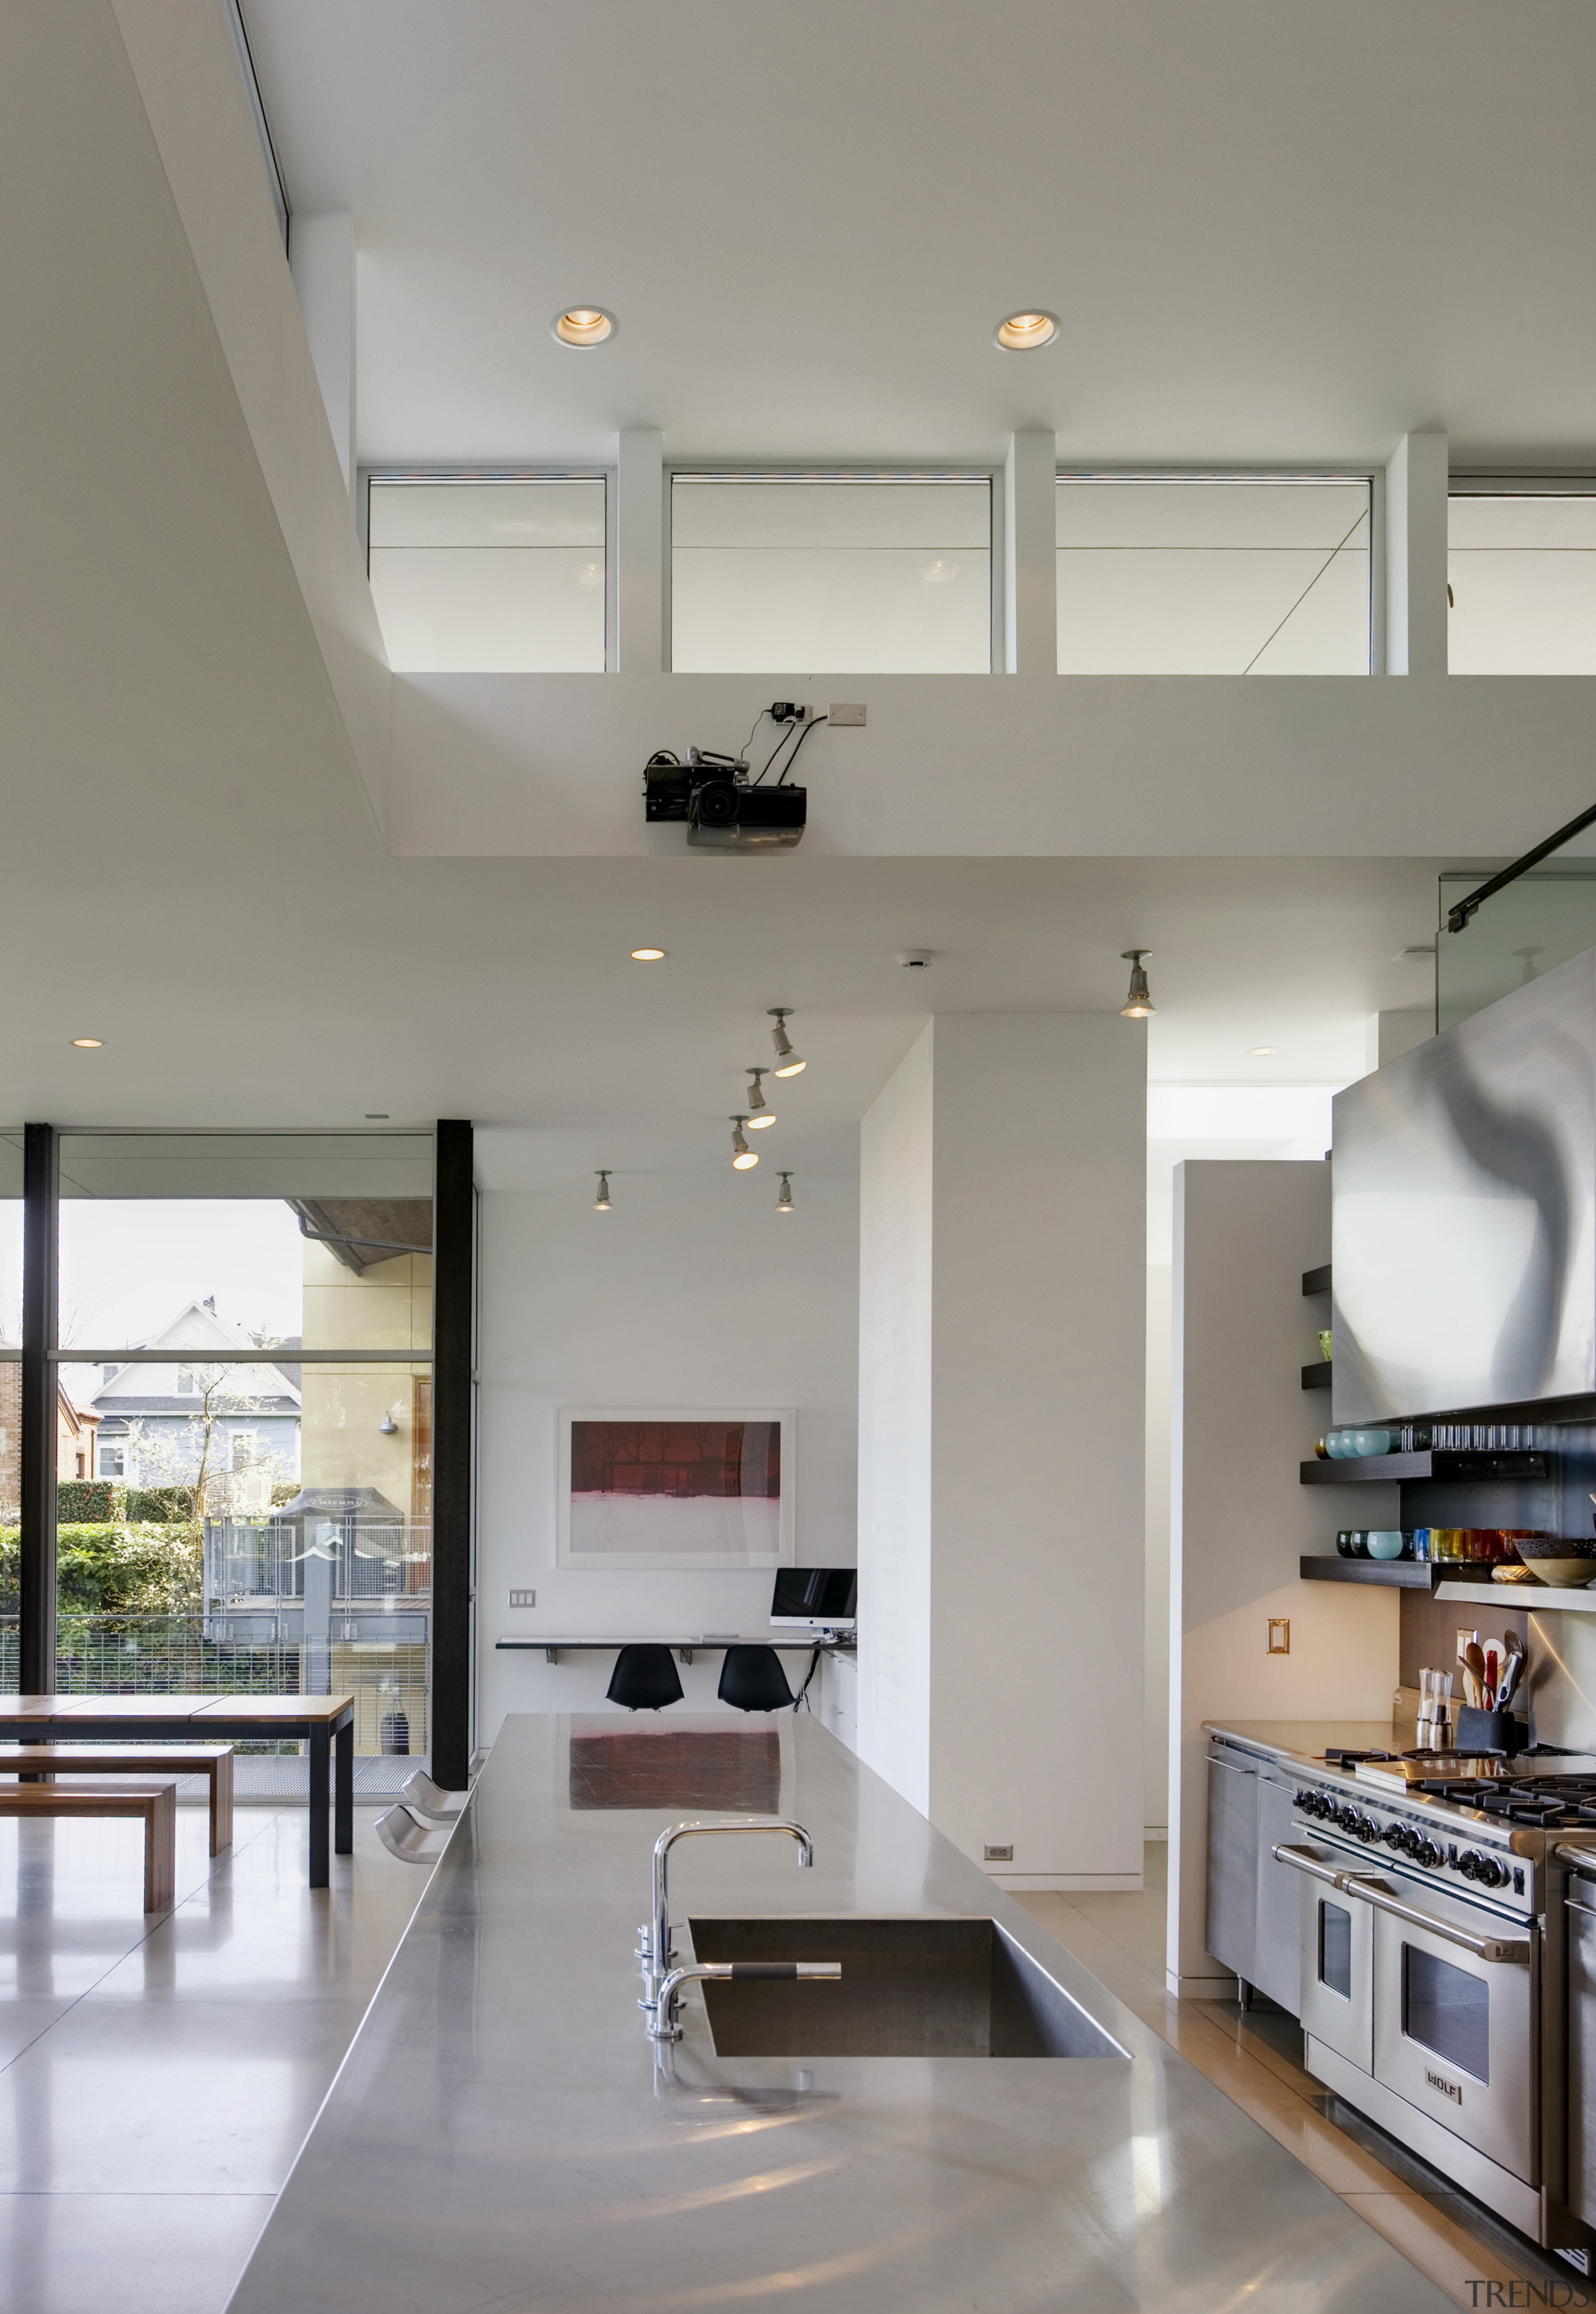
[717,1644,795,1713]
[607,1644,685,1711]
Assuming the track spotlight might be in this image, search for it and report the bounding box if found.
[777,1172,794,1212]
[745,1067,776,1125]
[767,1007,805,1075]
[730,1118,759,1169]
[594,1171,613,1210]
[1120,951,1155,1019]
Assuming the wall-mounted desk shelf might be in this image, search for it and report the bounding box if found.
[1300,1451,1547,1486]
[1302,1362,1332,1391]
[1435,1580,1596,1611]
[1302,1264,1332,1297]
[1300,1557,1494,1591]
[495,1634,847,1664]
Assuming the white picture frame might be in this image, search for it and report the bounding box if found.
[557,1407,797,1570]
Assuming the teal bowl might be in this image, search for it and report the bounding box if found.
[1366,1529,1406,1560]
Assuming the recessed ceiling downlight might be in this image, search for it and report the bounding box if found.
[630,948,667,962]
[552,306,616,348]
[994,309,1059,352]
[70,1037,103,1049]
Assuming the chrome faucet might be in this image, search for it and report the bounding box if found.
[639,1817,814,2024]
[648,1957,840,2042]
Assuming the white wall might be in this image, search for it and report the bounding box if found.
[475,1167,858,1737]
[858,1014,1147,1888]
[1167,1160,1400,1994]
[856,1024,935,1813]
[1144,1264,1172,1839]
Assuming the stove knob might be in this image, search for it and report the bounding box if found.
[1382,1823,1404,1850]
[1400,1828,1423,1858]
[1359,1816,1379,1843]
[1417,1840,1443,1869]
[1458,1849,1481,1880]
[1475,1855,1509,1889]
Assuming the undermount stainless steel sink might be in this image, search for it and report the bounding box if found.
[686,1916,1130,2060]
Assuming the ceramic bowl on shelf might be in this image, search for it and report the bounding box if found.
[1325,1427,1400,1459]
[1514,1537,1596,1588]
[1365,1529,1407,1560]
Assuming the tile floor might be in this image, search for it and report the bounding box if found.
[0,1805,426,2314]
[1015,1843,1579,2314]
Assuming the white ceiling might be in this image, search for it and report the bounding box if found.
[240,0,1596,469]
[0,5,1485,1191]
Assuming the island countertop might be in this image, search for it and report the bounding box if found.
[226,1714,1453,2313]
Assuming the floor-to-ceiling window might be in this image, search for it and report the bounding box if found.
[0,1131,22,1662]
[36,1133,436,1785]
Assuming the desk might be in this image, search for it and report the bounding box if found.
[0,1695,355,1886]
[495,1634,851,1664]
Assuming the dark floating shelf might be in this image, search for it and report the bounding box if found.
[1299,1555,1496,1590]
[1302,1361,1332,1391]
[1300,1451,1549,1486]
[1302,1263,1332,1297]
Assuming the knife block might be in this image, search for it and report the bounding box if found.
[1456,1705,1528,1757]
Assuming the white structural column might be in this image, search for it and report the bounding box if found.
[1166,1161,1400,1995]
[858,1014,1146,1888]
[289,213,356,494]
[1004,430,1057,673]
[1385,429,1449,675]
[617,429,665,673]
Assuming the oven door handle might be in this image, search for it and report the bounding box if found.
[1271,1845,1531,1964]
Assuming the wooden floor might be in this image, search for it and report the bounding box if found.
[1016,1843,1578,2314]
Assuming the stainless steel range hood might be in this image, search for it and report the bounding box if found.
[1332,946,1596,1424]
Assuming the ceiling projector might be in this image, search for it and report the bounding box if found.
[643,749,807,851]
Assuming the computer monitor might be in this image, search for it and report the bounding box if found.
[770,1566,857,1635]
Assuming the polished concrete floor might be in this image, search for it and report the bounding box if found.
[1016,1843,1577,2314]
[0,1806,426,2314]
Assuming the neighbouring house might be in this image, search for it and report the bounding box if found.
[90,1299,300,1508]
[0,1368,102,1517]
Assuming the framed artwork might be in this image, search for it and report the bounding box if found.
[557,1408,796,1569]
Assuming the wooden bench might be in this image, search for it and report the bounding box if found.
[0,1742,234,1855]
[0,1780,178,1910]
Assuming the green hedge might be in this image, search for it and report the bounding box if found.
[55,1479,126,1523]
[0,1522,201,1615]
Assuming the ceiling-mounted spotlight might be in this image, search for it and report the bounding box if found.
[1120,951,1155,1020]
[777,1172,794,1212]
[745,1067,776,1126]
[767,1007,805,1076]
[994,309,1059,352]
[730,1117,759,1169]
[594,1170,613,1211]
[551,305,616,348]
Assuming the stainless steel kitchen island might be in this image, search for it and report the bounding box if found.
[225,1714,1454,2312]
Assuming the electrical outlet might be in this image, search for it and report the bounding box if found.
[829,701,867,726]
[509,1589,536,1609]
[983,1843,1014,1863]
[1267,1618,1290,1654]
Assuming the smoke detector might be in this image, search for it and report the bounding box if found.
[897,950,935,970]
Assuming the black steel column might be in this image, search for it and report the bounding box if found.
[431,1120,474,1787]
[19,1125,59,1694]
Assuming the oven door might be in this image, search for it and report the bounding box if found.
[1284,1840,1373,2073]
[1368,1870,1537,2182]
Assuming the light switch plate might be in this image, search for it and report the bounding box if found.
[1267,1618,1290,1654]
[829,701,867,726]
[509,1589,536,1609]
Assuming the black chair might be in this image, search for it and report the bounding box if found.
[607,1644,685,1711]
[716,1644,795,1713]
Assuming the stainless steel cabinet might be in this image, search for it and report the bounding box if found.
[1569,1880,1596,2228]
[1206,1750,1258,1984]
[1254,1772,1303,2014]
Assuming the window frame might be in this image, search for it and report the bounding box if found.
[665,465,1004,675]
[1446,474,1596,676]
[359,467,613,673]
[1053,466,1382,676]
